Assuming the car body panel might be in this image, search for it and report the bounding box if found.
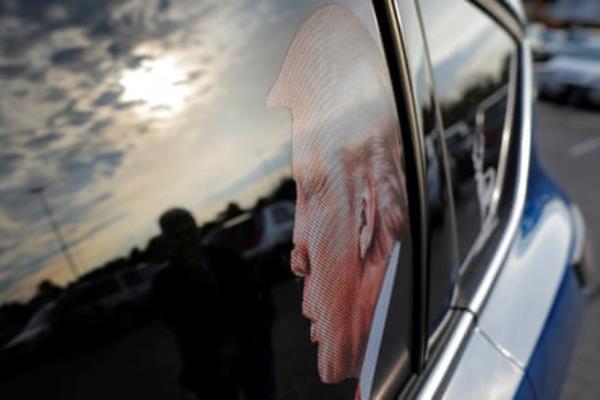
[442,327,525,400]
[0,0,587,398]
[427,122,584,400]
[415,32,585,398]
[516,266,584,400]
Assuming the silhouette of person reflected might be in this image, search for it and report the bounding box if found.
[152,208,274,400]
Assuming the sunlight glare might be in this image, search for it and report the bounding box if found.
[120,57,191,118]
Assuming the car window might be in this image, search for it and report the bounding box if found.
[0,2,414,399]
[392,0,461,352]
[418,0,518,264]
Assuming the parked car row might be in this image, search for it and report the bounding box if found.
[530,23,600,107]
[0,263,165,369]
[202,201,295,281]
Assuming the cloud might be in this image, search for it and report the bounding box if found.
[55,191,113,228]
[67,110,94,126]
[0,152,24,174]
[50,46,87,65]
[58,147,125,188]
[0,63,28,79]
[126,54,152,69]
[43,86,68,103]
[88,118,113,134]
[0,211,19,232]
[47,101,95,128]
[0,0,286,303]
[93,90,122,107]
[175,69,204,86]
[26,69,46,83]
[95,150,124,169]
[25,131,63,149]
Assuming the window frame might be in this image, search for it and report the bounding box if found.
[373,0,530,397]
[372,0,430,387]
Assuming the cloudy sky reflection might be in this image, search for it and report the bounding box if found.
[0,0,312,302]
[0,0,392,302]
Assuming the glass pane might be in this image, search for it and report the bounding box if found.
[0,2,412,399]
[419,0,517,262]
[394,0,459,342]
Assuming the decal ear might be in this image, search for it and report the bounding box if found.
[359,184,376,260]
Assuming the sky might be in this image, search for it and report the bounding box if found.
[0,0,506,304]
[0,0,289,302]
[419,0,516,103]
[0,0,380,303]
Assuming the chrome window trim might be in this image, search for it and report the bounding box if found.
[391,0,462,365]
[376,0,430,369]
[502,0,527,25]
[381,0,531,395]
[472,0,525,39]
[413,0,521,352]
[468,42,532,314]
[425,292,456,357]
[414,41,533,398]
[489,54,519,220]
[396,0,524,364]
[458,51,520,276]
[415,312,475,400]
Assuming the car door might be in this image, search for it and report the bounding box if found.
[402,0,585,398]
[0,1,419,399]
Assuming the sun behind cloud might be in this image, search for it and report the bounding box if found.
[120,56,193,118]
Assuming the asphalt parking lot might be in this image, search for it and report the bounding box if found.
[534,102,600,399]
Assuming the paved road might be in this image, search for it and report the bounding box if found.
[534,102,600,399]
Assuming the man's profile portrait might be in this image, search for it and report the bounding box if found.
[267,4,410,397]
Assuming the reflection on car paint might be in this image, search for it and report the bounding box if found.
[0,1,405,399]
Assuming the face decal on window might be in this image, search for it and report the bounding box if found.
[267,4,410,388]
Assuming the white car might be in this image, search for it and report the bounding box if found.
[242,201,294,260]
[203,201,295,261]
[538,46,600,106]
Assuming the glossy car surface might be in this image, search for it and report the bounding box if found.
[0,0,586,399]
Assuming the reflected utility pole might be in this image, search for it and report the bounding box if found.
[29,186,80,279]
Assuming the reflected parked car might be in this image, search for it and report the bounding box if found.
[203,201,294,271]
[537,45,600,106]
[528,24,568,62]
[1,303,56,360]
[242,201,294,260]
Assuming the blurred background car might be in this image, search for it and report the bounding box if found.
[202,200,294,281]
[537,44,600,106]
[526,0,600,107]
